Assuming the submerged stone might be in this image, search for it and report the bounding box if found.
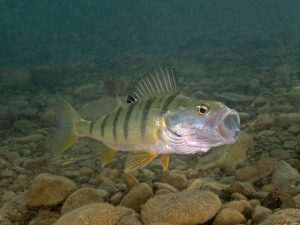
[141,190,221,225]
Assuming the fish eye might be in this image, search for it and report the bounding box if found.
[196,104,209,115]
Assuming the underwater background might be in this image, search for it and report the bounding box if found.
[1,0,300,225]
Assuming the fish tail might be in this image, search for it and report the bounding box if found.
[54,99,90,153]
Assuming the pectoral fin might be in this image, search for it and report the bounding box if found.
[160,154,170,171]
[125,151,157,173]
[101,147,117,167]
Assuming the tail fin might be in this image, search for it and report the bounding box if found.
[54,99,90,153]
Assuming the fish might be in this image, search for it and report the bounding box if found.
[56,67,240,173]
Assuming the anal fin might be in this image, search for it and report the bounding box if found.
[160,154,170,171]
[125,151,157,173]
[101,147,117,167]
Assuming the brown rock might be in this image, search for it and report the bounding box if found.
[117,214,143,225]
[223,200,253,217]
[120,183,153,212]
[235,158,276,182]
[231,181,256,198]
[26,173,77,207]
[61,187,105,214]
[257,208,300,225]
[147,223,175,225]
[213,208,246,225]
[28,210,60,225]
[293,193,300,208]
[53,203,121,225]
[252,206,272,224]
[160,172,188,190]
[141,190,221,225]
[153,182,178,193]
[231,193,248,201]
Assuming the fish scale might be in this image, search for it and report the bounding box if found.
[90,94,181,151]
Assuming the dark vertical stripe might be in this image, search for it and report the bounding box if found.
[113,107,122,141]
[89,121,95,134]
[101,114,109,137]
[124,104,135,140]
[160,94,178,116]
[141,98,156,139]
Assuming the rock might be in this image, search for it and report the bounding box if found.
[287,125,300,135]
[230,181,256,198]
[160,172,188,190]
[272,160,300,185]
[28,210,60,225]
[147,224,175,225]
[249,199,261,208]
[213,208,246,225]
[53,203,121,225]
[287,86,300,107]
[12,119,38,133]
[110,192,124,205]
[235,158,277,182]
[15,134,45,144]
[231,192,248,201]
[155,189,174,195]
[26,173,77,207]
[153,182,178,193]
[293,193,300,208]
[223,200,253,217]
[0,158,10,169]
[61,187,105,214]
[271,161,300,207]
[120,183,153,212]
[0,192,30,225]
[277,113,300,128]
[197,132,252,172]
[258,208,300,225]
[252,206,272,224]
[239,112,251,123]
[187,178,229,195]
[79,167,94,176]
[252,96,267,107]
[141,190,221,225]
[249,114,275,131]
[117,214,143,225]
[1,169,15,178]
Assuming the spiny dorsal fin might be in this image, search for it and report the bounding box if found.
[127,66,177,104]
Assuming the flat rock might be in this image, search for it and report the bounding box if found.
[213,208,246,225]
[223,200,253,216]
[53,203,121,225]
[62,187,105,214]
[258,208,300,225]
[26,173,77,207]
[141,190,221,225]
[252,206,272,224]
[235,158,276,182]
[120,183,153,212]
[160,172,188,190]
[28,210,60,225]
[230,181,256,198]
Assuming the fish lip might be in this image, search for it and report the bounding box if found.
[217,108,240,143]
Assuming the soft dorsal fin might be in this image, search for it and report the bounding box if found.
[127,66,177,104]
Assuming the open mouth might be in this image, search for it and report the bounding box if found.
[218,109,240,143]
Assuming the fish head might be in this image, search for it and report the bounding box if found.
[163,100,240,154]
